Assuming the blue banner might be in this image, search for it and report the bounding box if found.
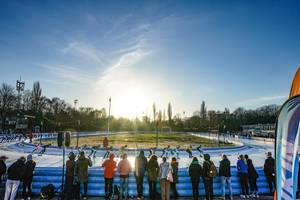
[276,95,300,200]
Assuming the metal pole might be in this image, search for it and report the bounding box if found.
[76,120,80,148]
[107,97,111,137]
[61,132,65,196]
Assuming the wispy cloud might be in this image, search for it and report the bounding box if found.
[235,94,287,106]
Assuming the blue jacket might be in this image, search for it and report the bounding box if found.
[237,159,248,174]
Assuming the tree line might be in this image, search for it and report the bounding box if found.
[0,82,281,133]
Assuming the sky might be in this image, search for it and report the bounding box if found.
[0,0,299,118]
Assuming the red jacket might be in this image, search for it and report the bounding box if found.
[102,154,116,178]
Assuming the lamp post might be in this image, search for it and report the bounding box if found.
[107,97,111,137]
[76,120,80,148]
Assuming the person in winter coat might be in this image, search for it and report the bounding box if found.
[245,154,259,198]
[202,154,214,200]
[117,153,131,200]
[264,152,275,195]
[102,153,116,199]
[237,155,249,199]
[75,151,92,199]
[159,157,171,200]
[65,152,76,200]
[135,151,148,199]
[22,154,36,200]
[103,137,109,149]
[4,156,26,200]
[189,157,202,200]
[0,155,8,184]
[170,157,179,199]
[219,154,233,200]
[147,155,159,200]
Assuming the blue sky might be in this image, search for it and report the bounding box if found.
[0,0,299,118]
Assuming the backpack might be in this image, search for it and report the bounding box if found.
[207,161,217,178]
[40,184,55,199]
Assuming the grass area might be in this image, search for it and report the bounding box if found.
[39,132,234,148]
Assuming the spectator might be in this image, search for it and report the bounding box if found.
[202,154,215,200]
[245,154,259,198]
[159,157,171,200]
[117,153,131,200]
[0,156,8,184]
[65,152,76,200]
[135,150,147,199]
[102,153,116,200]
[103,137,109,149]
[4,156,26,200]
[219,154,232,200]
[189,157,202,200]
[237,155,249,199]
[22,154,36,200]
[170,157,179,199]
[75,151,92,199]
[147,155,159,200]
[264,152,276,195]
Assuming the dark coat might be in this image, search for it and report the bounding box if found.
[135,154,148,177]
[23,160,36,183]
[147,159,159,182]
[264,157,275,176]
[202,160,214,179]
[66,159,76,177]
[189,160,202,182]
[246,159,258,179]
[0,160,6,176]
[219,158,231,177]
[7,160,25,181]
[171,161,179,183]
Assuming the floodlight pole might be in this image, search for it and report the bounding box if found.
[107,97,111,137]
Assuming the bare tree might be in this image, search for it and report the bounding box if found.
[167,102,172,125]
[0,83,16,130]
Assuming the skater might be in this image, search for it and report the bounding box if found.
[161,145,170,158]
[170,157,179,199]
[102,153,116,200]
[75,151,92,199]
[186,145,193,158]
[31,144,41,154]
[4,157,26,200]
[103,137,109,149]
[237,155,249,199]
[65,152,76,200]
[170,146,180,159]
[118,145,128,158]
[196,145,204,157]
[103,146,113,159]
[147,155,159,200]
[264,152,275,195]
[245,154,259,198]
[88,146,98,158]
[148,147,156,158]
[134,151,147,199]
[219,154,233,200]
[39,144,50,155]
[0,156,8,184]
[203,154,216,200]
[189,157,202,200]
[159,157,171,200]
[117,153,131,200]
[22,154,36,200]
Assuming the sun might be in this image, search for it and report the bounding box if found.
[114,88,150,118]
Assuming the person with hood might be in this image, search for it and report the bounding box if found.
[202,154,214,200]
[147,155,159,200]
[170,157,179,199]
[189,157,202,200]
[75,151,92,199]
[4,156,26,200]
[237,155,249,199]
[22,154,36,200]
[245,154,259,198]
[0,155,8,184]
[219,154,232,200]
[117,153,131,200]
[65,152,76,200]
[263,152,275,195]
[159,157,171,200]
[135,150,148,199]
[102,153,116,200]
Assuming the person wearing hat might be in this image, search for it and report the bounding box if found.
[22,154,36,200]
[264,152,276,195]
[0,156,8,184]
[202,154,215,200]
[4,156,26,200]
[102,153,116,200]
[65,152,76,200]
[75,151,92,200]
